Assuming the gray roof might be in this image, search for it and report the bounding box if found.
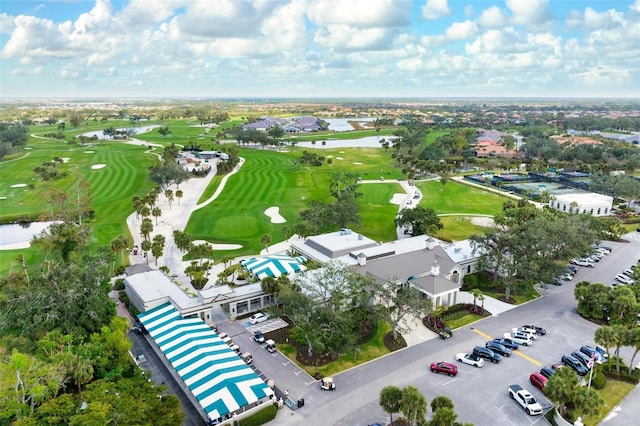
[353,245,457,283]
[411,274,459,296]
[125,263,153,276]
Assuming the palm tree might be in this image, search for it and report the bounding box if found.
[175,189,183,205]
[140,218,153,241]
[72,355,94,396]
[545,366,579,417]
[260,234,272,252]
[152,207,162,225]
[321,140,326,148]
[141,240,152,265]
[430,407,457,426]
[165,189,174,208]
[282,227,291,240]
[379,386,402,425]
[399,385,428,426]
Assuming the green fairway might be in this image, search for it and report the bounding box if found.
[184,146,402,259]
[417,180,507,215]
[435,216,493,241]
[0,139,158,275]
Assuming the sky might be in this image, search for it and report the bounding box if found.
[1,0,639,99]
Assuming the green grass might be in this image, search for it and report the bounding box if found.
[185,147,402,259]
[417,180,507,215]
[0,138,158,275]
[436,216,493,241]
[288,128,397,142]
[277,321,393,378]
[482,289,539,304]
[445,313,485,330]
[579,379,635,426]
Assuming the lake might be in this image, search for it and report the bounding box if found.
[0,221,55,246]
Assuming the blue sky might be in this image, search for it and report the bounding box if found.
[1,0,639,98]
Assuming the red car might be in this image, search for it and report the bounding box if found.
[529,372,548,392]
[430,361,458,377]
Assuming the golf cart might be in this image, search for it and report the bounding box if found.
[265,339,276,353]
[438,327,453,340]
[320,377,335,391]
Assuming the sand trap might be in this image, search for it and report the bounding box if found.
[336,157,344,160]
[11,184,27,188]
[24,147,32,150]
[192,240,242,250]
[326,155,333,158]
[0,242,31,251]
[339,151,345,153]
[390,193,406,205]
[469,216,495,227]
[279,150,290,152]
[264,206,286,223]
[353,162,363,165]
[60,157,71,163]
[84,151,95,153]
[0,196,7,200]
[91,164,107,169]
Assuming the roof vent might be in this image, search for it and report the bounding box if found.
[358,234,363,240]
[454,247,462,253]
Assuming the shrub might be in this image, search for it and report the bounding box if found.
[591,370,606,389]
[114,278,125,290]
[602,358,640,383]
[237,402,278,426]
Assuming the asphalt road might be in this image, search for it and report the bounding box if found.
[268,234,640,426]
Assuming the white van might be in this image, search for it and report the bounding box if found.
[512,327,538,340]
[505,332,533,346]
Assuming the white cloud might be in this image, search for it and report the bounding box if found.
[506,0,552,29]
[477,6,506,28]
[0,13,16,34]
[421,0,451,21]
[314,25,393,51]
[307,0,411,27]
[421,20,478,47]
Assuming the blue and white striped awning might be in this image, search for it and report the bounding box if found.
[138,303,273,421]
[240,254,307,279]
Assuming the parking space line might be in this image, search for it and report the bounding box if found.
[472,328,542,366]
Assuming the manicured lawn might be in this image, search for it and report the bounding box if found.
[445,313,486,330]
[185,147,402,259]
[436,216,493,241]
[0,138,158,275]
[417,180,507,215]
[288,128,397,141]
[579,379,635,426]
[278,321,393,378]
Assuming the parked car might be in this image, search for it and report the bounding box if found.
[615,274,634,285]
[597,245,612,253]
[472,346,501,363]
[572,258,594,267]
[566,265,578,275]
[430,361,458,376]
[559,273,573,281]
[455,352,485,368]
[562,354,588,376]
[505,332,533,346]
[521,325,547,335]
[572,350,594,368]
[529,372,548,392]
[485,341,512,357]
[512,327,538,340]
[595,248,610,255]
[589,252,603,262]
[580,345,606,364]
[493,337,519,350]
[622,269,635,278]
[249,312,269,324]
[253,330,265,343]
[539,366,555,379]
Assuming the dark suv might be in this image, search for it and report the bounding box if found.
[472,346,501,363]
[562,354,588,376]
[485,341,512,357]
[572,351,593,368]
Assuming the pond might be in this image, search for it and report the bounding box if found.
[80,125,159,140]
[325,118,377,132]
[0,221,55,246]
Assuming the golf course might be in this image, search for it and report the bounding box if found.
[0,119,510,275]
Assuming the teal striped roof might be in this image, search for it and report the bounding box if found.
[138,303,273,420]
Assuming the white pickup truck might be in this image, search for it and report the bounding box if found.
[508,384,543,416]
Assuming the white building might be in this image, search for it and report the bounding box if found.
[549,193,613,217]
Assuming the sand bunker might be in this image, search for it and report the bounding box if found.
[336,157,344,160]
[11,184,27,188]
[91,164,107,170]
[192,240,242,250]
[390,193,406,205]
[60,158,71,163]
[0,197,7,200]
[326,155,333,158]
[339,151,345,153]
[264,206,286,224]
[469,216,495,227]
[353,162,363,165]
[84,151,95,153]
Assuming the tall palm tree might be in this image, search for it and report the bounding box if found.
[379,386,402,425]
[399,385,428,426]
[140,218,153,241]
[152,207,162,225]
[175,189,183,205]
